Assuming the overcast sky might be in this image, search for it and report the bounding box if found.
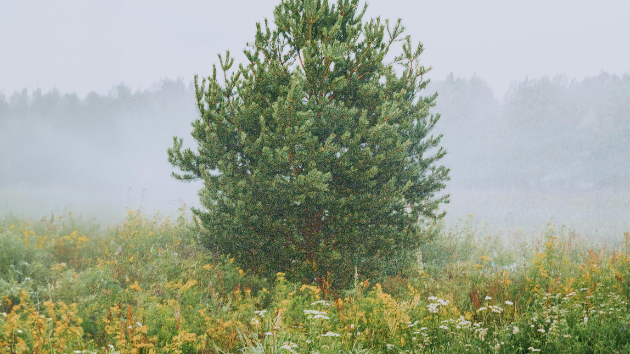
[1,0,628,98]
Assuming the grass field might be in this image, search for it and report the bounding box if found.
[1,210,629,353]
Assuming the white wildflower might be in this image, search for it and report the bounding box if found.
[490,305,503,313]
[322,331,340,337]
[475,327,488,341]
[513,327,519,334]
[254,310,267,317]
[505,300,513,306]
[280,342,298,351]
[485,296,492,300]
[311,300,331,306]
[538,328,545,333]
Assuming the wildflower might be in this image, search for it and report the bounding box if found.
[439,325,449,330]
[437,299,450,306]
[280,342,298,350]
[265,332,273,336]
[136,322,142,327]
[108,345,114,349]
[475,328,488,341]
[17,329,22,334]
[490,305,504,313]
[505,300,513,306]
[513,327,519,334]
[304,309,325,315]
[250,318,260,325]
[528,348,541,352]
[254,310,267,317]
[478,307,487,312]
[584,316,588,326]
[311,300,331,306]
[313,314,330,319]
[427,303,439,313]
[537,328,545,333]
[564,334,571,338]
[428,296,438,301]
[485,296,492,300]
[386,344,395,350]
[322,331,340,337]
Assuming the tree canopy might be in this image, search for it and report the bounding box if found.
[168,0,449,286]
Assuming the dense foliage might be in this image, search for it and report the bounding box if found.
[2,212,630,353]
[168,0,449,285]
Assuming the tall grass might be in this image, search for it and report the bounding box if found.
[1,211,629,353]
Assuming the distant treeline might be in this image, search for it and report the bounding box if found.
[0,79,197,189]
[1,72,629,202]
[430,72,630,191]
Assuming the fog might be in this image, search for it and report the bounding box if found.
[428,73,630,238]
[0,80,203,222]
[1,0,629,240]
[1,73,628,239]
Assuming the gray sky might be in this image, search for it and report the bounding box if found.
[1,0,628,98]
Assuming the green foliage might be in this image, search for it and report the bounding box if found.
[2,212,630,353]
[168,0,449,286]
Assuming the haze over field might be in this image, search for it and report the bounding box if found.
[1,0,629,239]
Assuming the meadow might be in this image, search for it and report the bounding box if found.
[1,210,629,353]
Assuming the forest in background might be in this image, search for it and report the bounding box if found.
[1,72,629,237]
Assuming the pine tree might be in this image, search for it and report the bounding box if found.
[168,0,449,286]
